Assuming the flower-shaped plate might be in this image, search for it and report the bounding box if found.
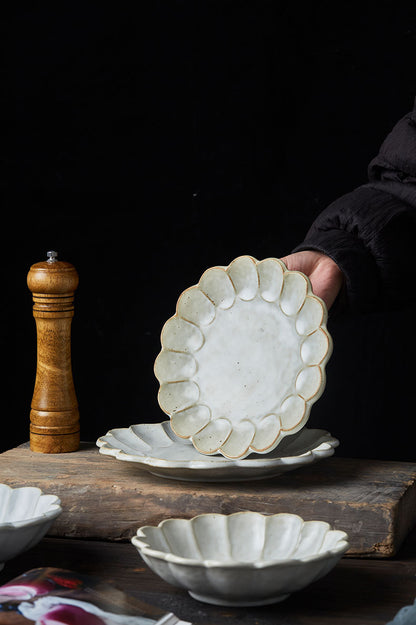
[96,421,339,482]
[154,255,332,459]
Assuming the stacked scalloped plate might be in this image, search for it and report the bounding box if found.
[97,255,337,481]
[97,421,338,481]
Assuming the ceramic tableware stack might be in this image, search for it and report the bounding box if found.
[97,255,347,606]
[97,254,337,481]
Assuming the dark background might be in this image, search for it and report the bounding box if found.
[3,1,416,459]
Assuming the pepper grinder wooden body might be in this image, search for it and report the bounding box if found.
[27,251,80,453]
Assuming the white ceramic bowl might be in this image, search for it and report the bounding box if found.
[132,511,349,606]
[0,484,62,571]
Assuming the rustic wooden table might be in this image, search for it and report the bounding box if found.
[1,530,416,625]
[2,443,416,557]
[2,444,416,623]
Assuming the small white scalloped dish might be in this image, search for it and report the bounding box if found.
[155,255,332,460]
[132,511,349,606]
[0,484,62,571]
[97,421,339,482]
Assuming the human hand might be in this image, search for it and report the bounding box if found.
[280,251,344,310]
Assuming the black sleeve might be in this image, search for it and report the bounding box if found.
[293,101,416,314]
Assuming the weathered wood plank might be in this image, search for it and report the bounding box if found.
[1,443,416,557]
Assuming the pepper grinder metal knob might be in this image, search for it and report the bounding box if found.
[27,251,80,453]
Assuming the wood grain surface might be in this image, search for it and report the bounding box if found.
[26,256,80,453]
[1,443,416,557]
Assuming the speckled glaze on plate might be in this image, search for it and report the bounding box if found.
[96,421,339,482]
[154,255,332,460]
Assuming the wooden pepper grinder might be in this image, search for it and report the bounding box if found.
[27,251,80,453]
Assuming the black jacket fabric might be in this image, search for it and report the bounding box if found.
[294,100,416,313]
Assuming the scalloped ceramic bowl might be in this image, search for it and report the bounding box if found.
[132,511,349,607]
[0,484,62,571]
[155,255,332,460]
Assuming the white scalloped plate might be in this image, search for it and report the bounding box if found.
[96,422,339,482]
[154,255,332,460]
